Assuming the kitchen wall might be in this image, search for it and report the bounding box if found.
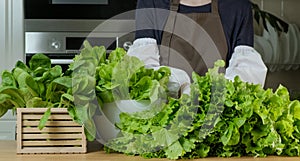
[251,0,300,27]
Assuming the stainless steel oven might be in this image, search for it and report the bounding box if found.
[25,31,129,71]
[24,0,137,70]
[24,0,137,19]
[25,25,136,70]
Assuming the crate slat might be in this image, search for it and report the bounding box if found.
[19,147,86,154]
[23,140,83,146]
[18,108,70,113]
[17,108,86,154]
[22,120,80,127]
[22,133,83,139]
[22,114,72,120]
[22,127,83,133]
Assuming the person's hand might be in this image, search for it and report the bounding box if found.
[127,38,191,97]
[169,67,191,97]
[225,45,268,86]
[152,66,191,98]
[127,38,160,68]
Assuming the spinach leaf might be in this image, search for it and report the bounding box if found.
[29,53,51,71]
[1,71,16,87]
[0,53,75,130]
[0,94,13,117]
[38,107,51,130]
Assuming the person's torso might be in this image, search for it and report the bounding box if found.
[160,0,228,75]
[136,0,254,62]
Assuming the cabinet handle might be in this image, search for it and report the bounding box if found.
[50,59,73,64]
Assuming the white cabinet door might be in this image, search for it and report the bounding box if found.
[0,0,24,73]
[0,0,23,140]
[0,1,5,67]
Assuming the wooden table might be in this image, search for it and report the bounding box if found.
[1,140,300,161]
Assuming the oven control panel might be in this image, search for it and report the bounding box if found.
[25,32,134,54]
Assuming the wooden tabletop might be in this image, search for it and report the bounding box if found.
[1,140,300,161]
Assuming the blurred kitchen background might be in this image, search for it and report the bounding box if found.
[251,0,300,98]
[0,0,300,140]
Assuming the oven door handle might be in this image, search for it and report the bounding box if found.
[50,59,74,64]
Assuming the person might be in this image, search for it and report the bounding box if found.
[127,0,267,96]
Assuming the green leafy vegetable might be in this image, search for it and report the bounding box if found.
[104,60,300,159]
[2,42,300,160]
[38,107,51,130]
[71,41,171,141]
[0,54,74,130]
[29,53,51,71]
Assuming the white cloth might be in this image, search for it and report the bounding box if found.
[225,45,268,86]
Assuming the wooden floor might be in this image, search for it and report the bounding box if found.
[1,140,300,161]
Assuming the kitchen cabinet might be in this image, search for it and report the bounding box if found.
[0,110,16,140]
[0,0,23,140]
[0,0,24,72]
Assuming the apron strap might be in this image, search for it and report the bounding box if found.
[170,0,180,11]
[211,0,219,15]
[163,0,180,65]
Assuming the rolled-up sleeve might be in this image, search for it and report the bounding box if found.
[135,0,156,39]
[135,0,169,44]
[236,0,254,47]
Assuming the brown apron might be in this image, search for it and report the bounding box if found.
[160,0,228,76]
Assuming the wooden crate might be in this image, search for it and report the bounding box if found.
[17,108,87,154]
